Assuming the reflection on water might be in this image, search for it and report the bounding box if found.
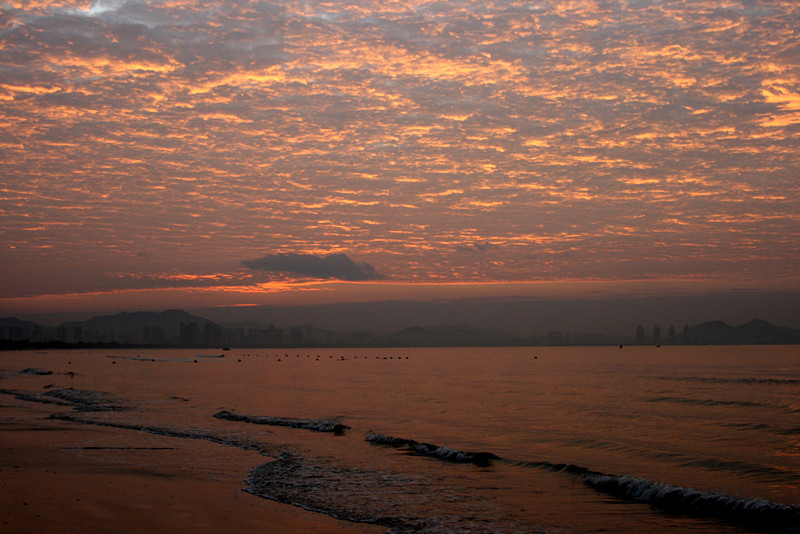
[3,345,799,532]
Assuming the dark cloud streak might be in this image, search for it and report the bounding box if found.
[242,253,385,281]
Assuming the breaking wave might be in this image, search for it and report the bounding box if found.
[365,432,499,466]
[586,473,800,530]
[364,432,799,531]
[520,461,800,531]
[214,410,349,433]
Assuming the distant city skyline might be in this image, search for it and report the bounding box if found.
[1,1,798,322]
[3,306,798,348]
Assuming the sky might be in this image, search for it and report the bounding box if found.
[1,0,799,329]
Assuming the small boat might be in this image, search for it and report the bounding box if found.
[222,347,231,351]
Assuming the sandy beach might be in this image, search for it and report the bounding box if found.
[0,390,382,534]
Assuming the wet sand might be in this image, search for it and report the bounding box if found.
[0,394,382,534]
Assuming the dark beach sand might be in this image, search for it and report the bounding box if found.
[0,395,382,534]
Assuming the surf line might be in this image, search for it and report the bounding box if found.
[366,432,800,532]
[214,410,349,434]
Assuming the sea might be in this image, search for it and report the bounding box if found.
[3,345,799,533]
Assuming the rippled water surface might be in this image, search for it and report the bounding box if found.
[3,345,799,532]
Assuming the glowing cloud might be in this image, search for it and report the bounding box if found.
[0,0,797,313]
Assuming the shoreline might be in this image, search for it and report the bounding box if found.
[0,395,383,533]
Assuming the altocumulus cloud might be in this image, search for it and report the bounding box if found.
[242,253,385,281]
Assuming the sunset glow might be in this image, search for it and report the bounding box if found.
[1,0,798,316]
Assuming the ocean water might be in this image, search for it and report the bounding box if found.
[3,345,799,532]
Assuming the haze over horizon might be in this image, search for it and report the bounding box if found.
[1,0,798,325]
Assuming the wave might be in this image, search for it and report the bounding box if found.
[1,387,125,411]
[48,412,280,457]
[518,460,800,531]
[246,453,541,534]
[7,389,279,457]
[43,388,126,411]
[678,458,798,483]
[646,396,764,408]
[214,410,349,433]
[8,382,798,532]
[547,434,800,485]
[1,387,73,407]
[364,432,418,448]
[40,409,533,532]
[658,376,800,386]
[365,432,799,530]
[584,473,800,531]
[719,421,772,431]
[19,367,53,375]
[365,432,499,466]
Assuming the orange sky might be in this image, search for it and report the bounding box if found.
[1,0,798,318]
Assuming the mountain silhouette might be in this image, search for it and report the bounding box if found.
[687,319,800,345]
